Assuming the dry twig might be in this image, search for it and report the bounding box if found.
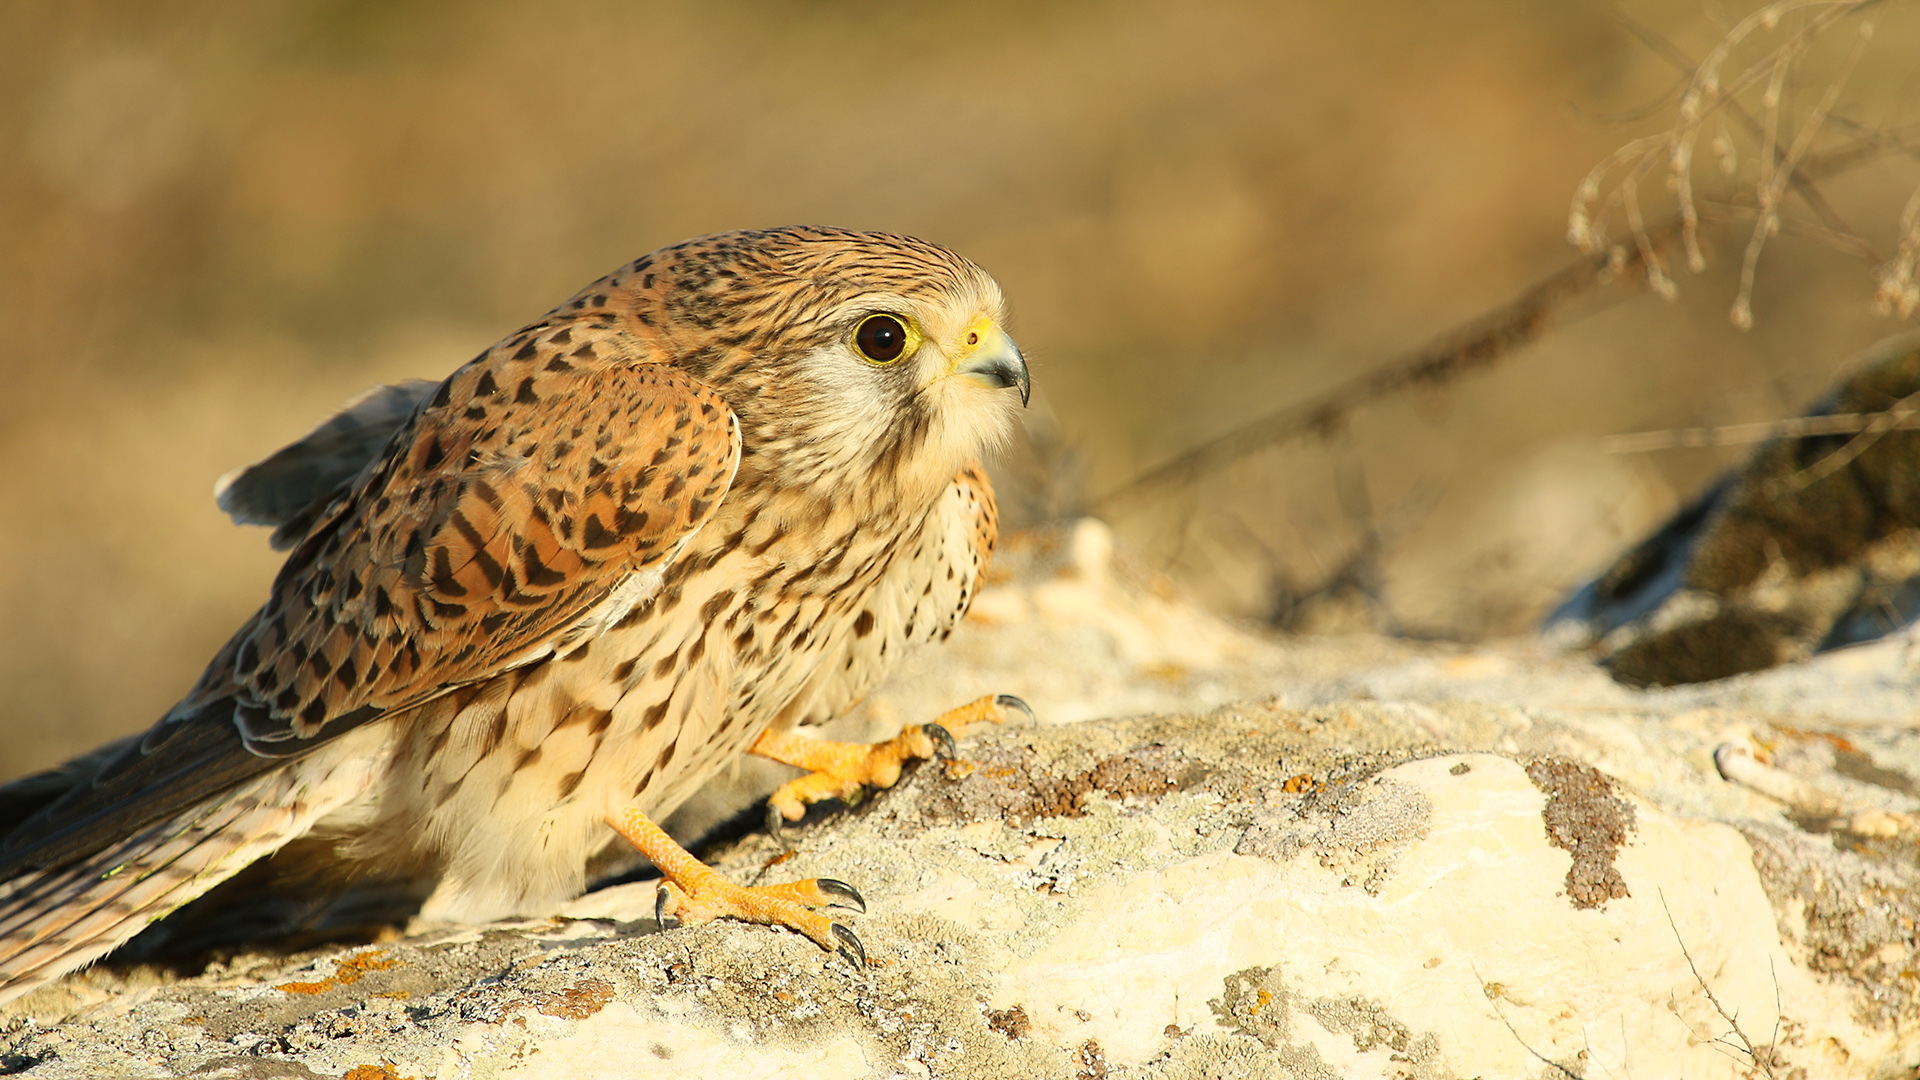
[1575,1,1900,328]
[1601,392,1920,452]
[1471,962,1585,1080]
[1092,219,1683,508]
[1093,6,1914,508]
[1660,890,1784,1078]
[1779,385,1920,489]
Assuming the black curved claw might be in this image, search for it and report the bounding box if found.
[765,802,793,850]
[655,885,681,931]
[995,694,1036,724]
[831,922,866,969]
[924,723,959,762]
[815,877,867,913]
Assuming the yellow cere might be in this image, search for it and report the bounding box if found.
[949,314,999,373]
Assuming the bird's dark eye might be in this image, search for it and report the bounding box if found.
[854,314,911,364]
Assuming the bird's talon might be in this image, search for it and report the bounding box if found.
[816,877,867,913]
[994,694,1035,724]
[924,723,958,761]
[765,802,793,850]
[832,922,866,968]
[654,885,680,930]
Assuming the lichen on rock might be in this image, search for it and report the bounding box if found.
[6,521,1920,1078]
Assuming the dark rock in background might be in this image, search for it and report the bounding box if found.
[1549,331,1920,686]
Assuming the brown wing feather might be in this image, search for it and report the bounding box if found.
[228,357,742,748]
[4,333,740,872]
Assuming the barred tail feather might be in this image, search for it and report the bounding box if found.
[0,777,278,1001]
[0,739,384,1006]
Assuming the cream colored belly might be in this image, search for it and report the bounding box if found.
[363,551,872,922]
[345,476,980,923]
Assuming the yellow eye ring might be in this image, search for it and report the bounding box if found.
[852,313,921,365]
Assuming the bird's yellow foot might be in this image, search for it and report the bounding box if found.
[607,806,865,965]
[752,693,1032,836]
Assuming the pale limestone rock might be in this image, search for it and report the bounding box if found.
[4,520,1917,1078]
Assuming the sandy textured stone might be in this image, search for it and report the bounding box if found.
[4,519,1917,1078]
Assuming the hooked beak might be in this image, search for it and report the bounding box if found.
[953,323,1031,407]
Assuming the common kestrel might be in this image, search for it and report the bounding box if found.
[0,226,1031,1003]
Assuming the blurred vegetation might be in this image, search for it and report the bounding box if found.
[2,0,1916,778]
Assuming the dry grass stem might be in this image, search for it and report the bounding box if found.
[1734,17,1876,327]
[1602,392,1920,451]
[1472,963,1585,1080]
[1779,384,1920,489]
[1697,199,1875,257]
[1613,3,1869,255]
[1877,181,1920,316]
[1577,0,1900,327]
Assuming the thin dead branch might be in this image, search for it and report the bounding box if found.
[1696,199,1875,258]
[1734,17,1876,327]
[1779,384,1920,489]
[1091,13,1913,509]
[1602,391,1920,451]
[1091,217,1685,509]
[1660,890,1784,1078]
[1611,3,1873,259]
[1470,962,1585,1080]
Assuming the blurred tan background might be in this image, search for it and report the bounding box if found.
[3,0,1917,780]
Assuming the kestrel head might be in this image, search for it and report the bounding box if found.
[591,226,1030,506]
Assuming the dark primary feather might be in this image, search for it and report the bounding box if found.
[0,737,138,841]
[216,380,439,550]
[0,700,285,876]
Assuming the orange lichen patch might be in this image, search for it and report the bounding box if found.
[277,949,400,995]
[1778,725,1861,755]
[532,979,615,1021]
[342,1062,414,1080]
[924,743,1193,827]
[1282,773,1317,794]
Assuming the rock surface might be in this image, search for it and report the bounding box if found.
[5,520,1918,1078]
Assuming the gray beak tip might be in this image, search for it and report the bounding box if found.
[956,331,1032,407]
